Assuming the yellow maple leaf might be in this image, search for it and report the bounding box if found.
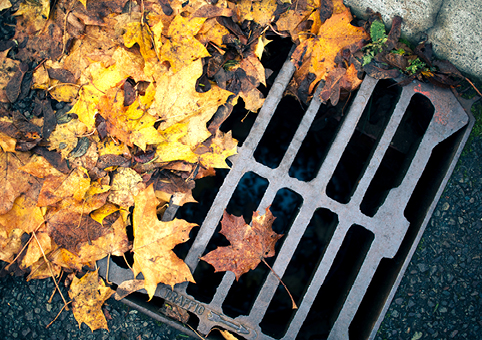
[26,252,62,281]
[69,48,149,130]
[0,131,16,152]
[97,139,130,157]
[195,18,230,47]
[133,184,196,299]
[107,167,145,208]
[236,0,277,26]
[160,14,210,73]
[0,194,44,234]
[21,230,51,269]
[69,270,114,331]
[149,59,232,130]
[14,0,50,34]
[48,84,80,102]
[97,87,164,150]
[196,130,238,169]
[122,17,158,62]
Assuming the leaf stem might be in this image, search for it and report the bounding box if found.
[464,77,482,97]
[261,258,298,309]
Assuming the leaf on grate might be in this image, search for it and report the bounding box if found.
[201,208,297,308]
[201,207,282,280]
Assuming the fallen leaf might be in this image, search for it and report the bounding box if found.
[37,167,91,207]
[114,279,145,300]
[48,119,88,159]
[97,87,164,150]
[21,230,51,269]
[132,184,196,299]
[0,194,45,234]
[69,270,114,331]
[0,49,20,103]
[160,14,209,73]
[290,6,368,100]
[0,132,16,152]
[0,149,35,215]
[0,228,25,263]
[149,59,232,130]
[201,207,282,280]
[107,167,145,208]
[14,0,50,34]
[0,0,11,12]
[77,215,130,263]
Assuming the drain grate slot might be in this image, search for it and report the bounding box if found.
[254,96,306,169]
[326,79,402,204]
[226,172,269,223]
[260,207,338,339]
[360,92,435,216]
[98,52,473,339]
[288,101,350,182]
[299,224,374,339]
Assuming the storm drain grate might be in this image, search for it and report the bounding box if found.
[99,54,473,339]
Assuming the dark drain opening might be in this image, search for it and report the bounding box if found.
[260,208,338,339]
[220,97,258,147]
[225,171,269,223]
[360,93,435,217]
[288,97,354,182]
[254,96,306,169]
[219,36,293,146]
[349,126,469,340]
[299,224,374,340]
[326,79,402,203]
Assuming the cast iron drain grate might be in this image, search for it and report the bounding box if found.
[98,53,473,339]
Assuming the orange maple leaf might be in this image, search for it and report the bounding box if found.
[290,6,368,100]
[201,207,282,280]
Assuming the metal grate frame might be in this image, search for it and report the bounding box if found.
[99,55,473,339]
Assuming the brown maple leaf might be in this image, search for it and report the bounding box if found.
[201,207,282,280]
[0,149,35,215]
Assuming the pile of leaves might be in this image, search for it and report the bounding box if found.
[0,0,371,331]
[0,0,469,333]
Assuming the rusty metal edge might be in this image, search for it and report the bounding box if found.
[120,297,202,339]
[368,110,475,340]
